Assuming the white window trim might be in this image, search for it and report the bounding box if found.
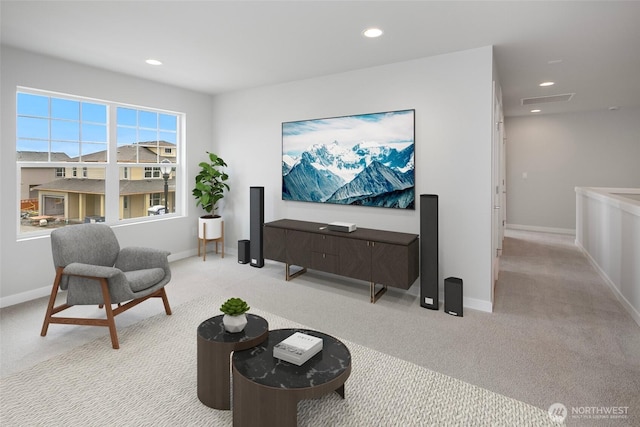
[16,86,186,238]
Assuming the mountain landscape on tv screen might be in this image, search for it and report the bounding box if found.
[282,140,415,209]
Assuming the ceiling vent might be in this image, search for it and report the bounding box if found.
[521,93,575,106]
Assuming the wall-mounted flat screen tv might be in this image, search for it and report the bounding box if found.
[282,109,415,209]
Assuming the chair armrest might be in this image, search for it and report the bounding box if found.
[115,247,170,272]
[63,263,122,279]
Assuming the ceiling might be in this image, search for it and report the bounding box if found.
[2,1,639,117]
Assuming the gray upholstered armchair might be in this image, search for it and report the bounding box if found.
[41,223,172,349]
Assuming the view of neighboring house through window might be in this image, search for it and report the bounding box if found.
[16,88,181,235]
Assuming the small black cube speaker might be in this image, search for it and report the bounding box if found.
[238,240,250,264]
[444,277,463,317]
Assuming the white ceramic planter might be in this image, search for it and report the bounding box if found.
[199,215,223,240]
[223,313,247,333]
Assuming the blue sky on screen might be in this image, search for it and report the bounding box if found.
[282,110,414,156]
[17,92,177,157]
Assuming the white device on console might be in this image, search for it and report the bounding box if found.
[328,221,357,233]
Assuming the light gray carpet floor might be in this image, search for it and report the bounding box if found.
[1,229,639,426]
[0,299,555,426]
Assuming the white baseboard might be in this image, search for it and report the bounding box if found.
[575,241,640,327]
[170,245,237,262]
[437,292,493,313]
[0,249,233,309]
[0,286,51,308]
[464,296,493,313]
[167,248,198,262]
[507,223,575,235]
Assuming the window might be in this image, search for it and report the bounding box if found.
[17,92,108,162]
[17,88,182,235]
[150,193,163,206]
[116,107,177,163]
[144,167,162,179]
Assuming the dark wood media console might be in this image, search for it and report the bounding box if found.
[263,219,419,303]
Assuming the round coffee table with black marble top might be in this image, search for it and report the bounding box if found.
[197,314,268,410]
[232,328,351,427]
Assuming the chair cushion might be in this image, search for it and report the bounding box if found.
[124,268,167,293]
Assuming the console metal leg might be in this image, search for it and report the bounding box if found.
[370,282,387,303]
[285,263,307,281]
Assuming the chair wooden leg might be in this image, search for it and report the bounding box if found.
[160,287,172,315]
[41,267,64,337]
[99,278,120,349]
[42,272,169,350]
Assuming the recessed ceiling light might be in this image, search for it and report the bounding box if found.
[539,81,555,87]
[363,28,383,38]
[548,59,563,64]
[145,59,163,66]
[608,106,620,111]
[530,109,541,113]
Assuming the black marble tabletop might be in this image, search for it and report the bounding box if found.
[197,314,268,343]
[232,328,351,389]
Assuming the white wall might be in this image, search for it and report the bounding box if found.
[1,45,496,311]
[505,108,640,233]
[576,187,640,326]
[0,46,213,306]
[212,46,495,311]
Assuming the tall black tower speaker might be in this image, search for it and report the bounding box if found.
[420,194,439,309]
[249,186,264,268]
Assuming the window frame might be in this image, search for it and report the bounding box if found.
[16,87,185,238]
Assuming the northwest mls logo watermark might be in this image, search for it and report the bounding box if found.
[548,403,629,423]
[548,403,568,423]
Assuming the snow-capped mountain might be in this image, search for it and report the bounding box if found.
[301,141,363,183]
[282,154,296,175]
[282,140,414,208]
[282,156,345,202]
[325,160,414,207]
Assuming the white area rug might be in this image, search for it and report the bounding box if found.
[0,296,557,426]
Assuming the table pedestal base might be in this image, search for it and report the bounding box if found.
[232,358,348,426]
[196,314,268,410]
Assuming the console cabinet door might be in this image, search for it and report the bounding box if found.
[371,241,409,288]
[338,238,371,281]
[263,226,286,262]
[285,230,312,267]
[311,252,339,274]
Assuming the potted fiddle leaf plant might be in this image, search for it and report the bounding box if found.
[220,297,250,333]
[193,152,230,241]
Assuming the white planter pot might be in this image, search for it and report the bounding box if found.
[199,215,223,240]
[223,313,247,333]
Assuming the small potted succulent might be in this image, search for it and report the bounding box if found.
[220,297,250,333]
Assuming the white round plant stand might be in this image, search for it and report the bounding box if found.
[198,217,224,261]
